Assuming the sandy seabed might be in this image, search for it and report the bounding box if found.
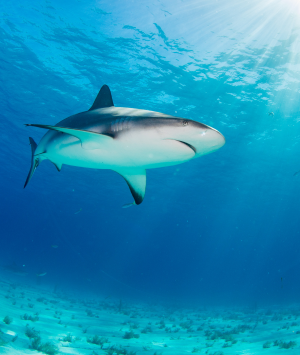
[0,275,299,355]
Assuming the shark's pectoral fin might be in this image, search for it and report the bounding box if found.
[25,124,113,150]
[114,168,146,205]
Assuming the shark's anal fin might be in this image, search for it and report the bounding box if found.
[25,124,113,150]
[89,85,114,111]
[114,168,146,205]
[51,161,62,172]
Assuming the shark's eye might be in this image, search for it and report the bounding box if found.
[182,120,188,126]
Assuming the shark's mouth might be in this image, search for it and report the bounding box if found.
[176,140,197,154]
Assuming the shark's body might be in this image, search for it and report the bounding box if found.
[25,85,225,205]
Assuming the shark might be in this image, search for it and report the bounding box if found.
[24,85,225,205]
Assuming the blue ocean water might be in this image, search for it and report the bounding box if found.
[1,0,300,311]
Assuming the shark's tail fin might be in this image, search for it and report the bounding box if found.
[24,137,39,188]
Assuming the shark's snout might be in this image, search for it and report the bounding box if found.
[190,126,225,156]
[207,127,225,150]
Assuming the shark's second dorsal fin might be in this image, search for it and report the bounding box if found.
[89,85,114,111]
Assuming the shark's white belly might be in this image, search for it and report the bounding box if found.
[44,133,195,170]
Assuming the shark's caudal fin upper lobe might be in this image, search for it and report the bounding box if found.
[24,137,39,188]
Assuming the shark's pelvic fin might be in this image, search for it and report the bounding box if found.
[25,124,113,150]
[89,85,114,111]
[24,137,39,188]
[115,168,146,205]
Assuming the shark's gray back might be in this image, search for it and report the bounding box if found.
[56,107,177,136]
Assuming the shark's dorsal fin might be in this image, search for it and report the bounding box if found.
[89,85,114,111]
[114,168,146,205]
[25,124,113,150]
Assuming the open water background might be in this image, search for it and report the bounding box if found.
[1,0,300,305]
